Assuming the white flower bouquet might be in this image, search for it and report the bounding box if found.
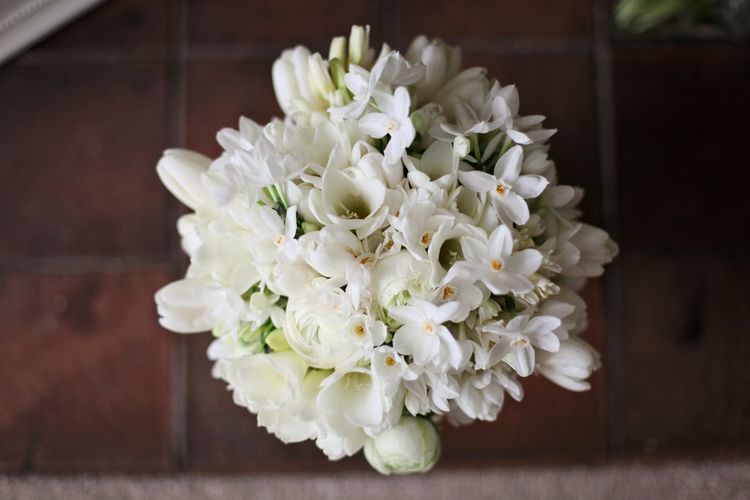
[155,25,618,474]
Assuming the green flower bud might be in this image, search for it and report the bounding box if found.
[364,416,441,475]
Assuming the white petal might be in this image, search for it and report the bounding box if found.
[488,224,512,259]
[499,192,529,225]
[514,174,549,199]
[512,344,535,377]
[504,249,543,276]
[493,145,523,182]
[458,170,495,193]
[359,113,390,138]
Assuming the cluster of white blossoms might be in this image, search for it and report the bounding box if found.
[155,26,618,474]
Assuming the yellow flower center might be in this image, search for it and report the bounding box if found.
[420,231,432,247]
[490,259,503,271]
[354,324,365,336]
[385,356,396,367]
[359,255,373,265]
[421,321,434,334]
[441,286,456,301]
[511,337,529,348]
[495,183,507,197]
[273,234,286,247]
[385,119,399,133]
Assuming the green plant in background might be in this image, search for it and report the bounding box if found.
[615,0,750,39]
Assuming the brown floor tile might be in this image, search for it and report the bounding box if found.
[465,52,602,224]
[619,253,750,456]
[0,62,170,260]
[33,0,171,52]
[185,58,281,156]
[398,0,592,45]
[0,270,175,472]
[187,0,380,51]
[613,45,750,253]
[442,280,607,464]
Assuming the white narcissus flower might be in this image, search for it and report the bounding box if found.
[458,145,548,226]
[447,224,542,295]
[406,36,462,103]
[482,314,562,377]
[359,87,416,165]
[364,416,440,475]
[537,337,601,391]
[389,298,463,369]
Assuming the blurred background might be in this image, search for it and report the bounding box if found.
[0,0,748,475]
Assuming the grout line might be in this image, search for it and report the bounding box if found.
[13,40,594,67]
[593,0,625,459]
[13,47,168,65]
[166,0,189,474]
[0,255,173,274]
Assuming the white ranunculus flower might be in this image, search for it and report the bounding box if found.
[364,416,441,475]
[284,280,373,369]
[222,351,320,443]
[156,149,213,211]
[537,337,600,392]
[369,250,432,317]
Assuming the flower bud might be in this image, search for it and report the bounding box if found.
[537,337,601,392]
[329,36,347,64]
[308,53,335,100]
[348,25,370,66]
[156,149,212,211]
[453,135,470,158]
[364,416,441,475]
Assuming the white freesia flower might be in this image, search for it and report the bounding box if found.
[155,25,617,474]
[307,168,389,239]
[317,368,389,437]
[364,416,440,475]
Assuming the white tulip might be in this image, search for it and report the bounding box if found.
[272,46,327,116]
[364,416,441,475]
[537,337,600,392]
[156,149,212,211]
[155,276,244,334]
